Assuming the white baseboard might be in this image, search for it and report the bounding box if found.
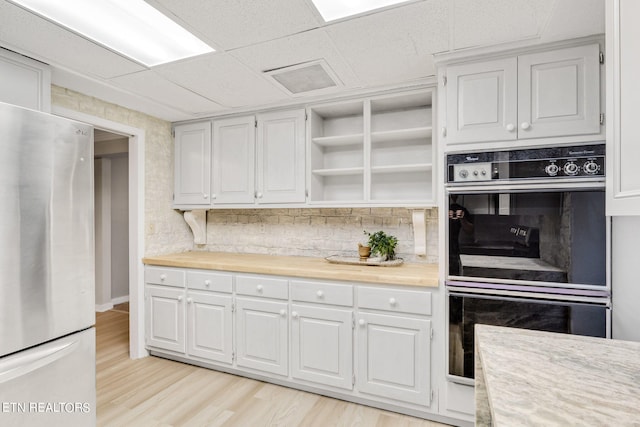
[111,295,130,305]
[95,302,114,312]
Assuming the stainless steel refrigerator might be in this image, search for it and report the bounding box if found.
[0,102,96,426]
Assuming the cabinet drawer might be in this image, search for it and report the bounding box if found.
[145,267,185,288]
[187,270,233,293]
[236,275,288,300]
[291,280,353,306]
[357,286,431,315]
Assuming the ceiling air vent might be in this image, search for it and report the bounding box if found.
[264,59,342,96]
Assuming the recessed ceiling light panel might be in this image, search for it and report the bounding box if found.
[7,0,214,66]
[310,0,412,22]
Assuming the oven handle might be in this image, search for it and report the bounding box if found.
[445,180,604,193]
[447,286,611,306]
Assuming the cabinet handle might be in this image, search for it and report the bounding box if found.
[211,193,217,200]
[187,297,193,304]
[279,309,287,317]
[316,290,324,298]
[177,295,183,302]
[520,122,531,130]
[203,193,208,199]
[291,311,299,319]
[389,297,397,306]
[506,123,515,132]
[256,192,263,199]
[204,280,211,288]
[160,274,167,281]
[358,319,366,326]
[256,284,264,292]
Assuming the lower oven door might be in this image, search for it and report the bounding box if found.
[448,290,610,383]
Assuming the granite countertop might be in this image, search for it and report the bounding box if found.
[475,325,640,426]
[142,251,439,288]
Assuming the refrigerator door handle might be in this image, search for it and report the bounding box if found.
[0,339,79,385]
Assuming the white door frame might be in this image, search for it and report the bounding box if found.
[53,106,147,359]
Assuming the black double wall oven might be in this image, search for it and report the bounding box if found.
[445,144,610,383]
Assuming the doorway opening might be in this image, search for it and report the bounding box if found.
[94,129,130,313]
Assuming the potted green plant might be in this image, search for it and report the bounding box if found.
[364,230,398,261]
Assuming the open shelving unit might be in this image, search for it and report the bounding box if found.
[307,88,435,206]
[309,100,365,203]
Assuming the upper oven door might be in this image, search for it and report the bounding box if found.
[446,187,607,291]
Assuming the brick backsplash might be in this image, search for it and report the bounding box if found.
[199,207,439,263]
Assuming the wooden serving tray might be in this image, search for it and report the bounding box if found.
[325,255,404,267]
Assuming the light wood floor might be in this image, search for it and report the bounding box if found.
[96,310,450,426]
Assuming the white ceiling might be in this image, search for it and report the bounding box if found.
[0,0,604,122]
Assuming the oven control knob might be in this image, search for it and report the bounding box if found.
[473,170,479,176]
[563,162,580,176]
[458,169,469,179]
[545,163,560,176]
[583,160,600,175]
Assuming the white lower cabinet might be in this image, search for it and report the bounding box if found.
[186,291,233,363]
[145,267,234,365]
[145,284,186,353]
[356,312,431,406]
[235,297,288,376]
[290,304,353,390]
[145,266,439,421]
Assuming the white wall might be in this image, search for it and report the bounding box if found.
[611,216,640,341]
[110,155,129,300]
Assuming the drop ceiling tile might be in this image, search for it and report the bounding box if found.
[324,0,448,86]
[109,71,226,116]
[0,1,144,79]
[539,0,604,42]
[155,53,289,108]
[230,29,361,89]
[147,0,321,50]
[452,0,556,50]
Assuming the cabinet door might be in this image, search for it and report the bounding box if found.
[357,312,431,407]
[290,304,353,390]
[212,116,256,204]
[518,44,601,139]
[186,291,233,364]
[256,109,306,204]
[0,47,51,112]
[606,0,640,215]
[235,298,288,376]
[445,58,518,144]
[174,122,211,206]
[145,285,185,353]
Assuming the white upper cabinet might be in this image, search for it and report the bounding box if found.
[0,48,51,112]
[256,109,306,204]
[173,121,211,206]
[212,115,256,204]
[445,58,517,144]
[442,41,602,148]
[518,44,601,139]
[606,0,640,215]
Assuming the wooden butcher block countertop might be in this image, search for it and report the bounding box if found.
[142,251,439,288]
